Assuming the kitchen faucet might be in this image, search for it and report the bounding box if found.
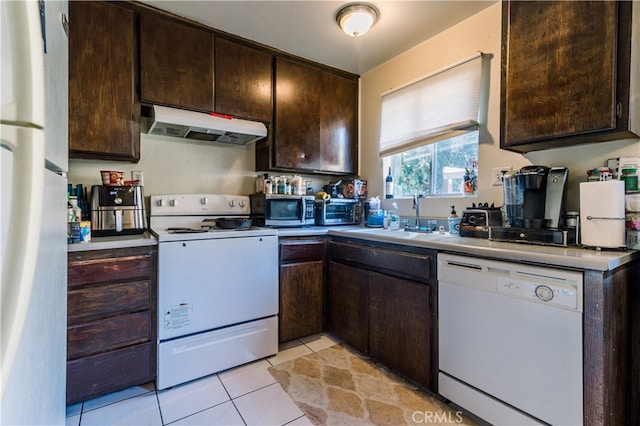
[413,194,421,229]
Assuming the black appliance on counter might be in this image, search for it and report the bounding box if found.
[489,166,577,246]
[249,194,315,227]
[459,203,503,238]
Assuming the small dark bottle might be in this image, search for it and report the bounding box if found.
[385,167,394,199]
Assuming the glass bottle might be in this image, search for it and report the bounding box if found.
[385,167,394,199]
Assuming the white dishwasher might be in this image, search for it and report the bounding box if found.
[438,253,583,425]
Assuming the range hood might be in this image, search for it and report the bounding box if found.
[145,105,267,145]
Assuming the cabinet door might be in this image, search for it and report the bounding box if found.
[274,58,322,170]
[68,1,139,161]
[215,38,272,122]
[273,58,358,174]
[320,72,358,174]
[501,1,634,152]
[139,14,213,111]
[369,273,431,387]
[279,261,324,342]
[327,261,369,353]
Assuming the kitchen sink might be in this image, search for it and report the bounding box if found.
[347,227,459,242]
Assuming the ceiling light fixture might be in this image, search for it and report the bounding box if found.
[336,3,378,37]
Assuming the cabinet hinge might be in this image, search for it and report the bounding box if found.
[616,102,622,118]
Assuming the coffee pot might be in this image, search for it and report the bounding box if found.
[503,166,568,229]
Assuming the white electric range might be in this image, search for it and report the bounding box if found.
[149,194,278,390]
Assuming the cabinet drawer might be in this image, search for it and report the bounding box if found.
[66,343,153,405]
[67,311,151,359]
[68,254,151,288]
[280,239,325,262]
[68,280,151,325]
[330,241,432,282]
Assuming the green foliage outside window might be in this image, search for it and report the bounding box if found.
[386,131,478,197]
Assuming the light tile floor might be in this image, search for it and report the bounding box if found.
[65,333,340,426]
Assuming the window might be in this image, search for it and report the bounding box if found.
[380,54,484,197]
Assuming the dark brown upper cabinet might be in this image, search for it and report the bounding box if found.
[500,1,636,153]
[139,14,214,112]
[262,57,358,175]
[68,1,139,162]
[214,37,273,122]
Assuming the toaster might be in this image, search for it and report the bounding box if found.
[459,205,503,238]
[91,185,147,237]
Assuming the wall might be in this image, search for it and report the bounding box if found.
[70,2,639,209]
[68,134,328,196]
[69,134,257,195]
[360,2,640,218]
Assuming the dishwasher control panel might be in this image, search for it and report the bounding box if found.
[437,253,583,313]
[496,276,578,310]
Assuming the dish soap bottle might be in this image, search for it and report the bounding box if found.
[448,205,459,234]
[390,202,400,230]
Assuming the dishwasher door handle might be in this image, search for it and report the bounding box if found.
[446,260,482,271]
[446,261,510,277]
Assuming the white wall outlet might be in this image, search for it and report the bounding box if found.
[492,167,511,186]
[132,171,144,186]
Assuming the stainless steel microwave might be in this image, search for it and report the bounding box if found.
[249,194,315,227]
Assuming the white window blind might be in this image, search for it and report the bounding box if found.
[379,53,483,157]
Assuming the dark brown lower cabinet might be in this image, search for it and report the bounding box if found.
[278,237,326,342]
[369,271,430,387]
[66,245,157,405]
[328,238,436,390]
[327,262,369,353]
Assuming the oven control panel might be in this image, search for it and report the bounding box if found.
[150,194,250,216]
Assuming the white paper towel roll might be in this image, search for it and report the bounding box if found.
[579,181,626,248]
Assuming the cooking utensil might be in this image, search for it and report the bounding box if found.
[215,218,252,229]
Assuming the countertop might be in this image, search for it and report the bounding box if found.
[277,225,637,272]
[326,227,638,272]
[67,232,157,252]
[66,225,638,271]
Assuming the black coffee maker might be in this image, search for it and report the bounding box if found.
[502,165,568,229]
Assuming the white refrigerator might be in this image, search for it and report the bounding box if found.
[1,1,68,424]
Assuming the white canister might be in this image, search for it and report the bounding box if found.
[579,181,626,249]
[263,176,273,194]
[292,175,304,195]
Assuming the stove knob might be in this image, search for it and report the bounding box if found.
[170,199,178,207]
[201,197,209,205]
[157,198,166,207]
[239,200,245,208]
[228,200,235,208]
[468,215,477,225]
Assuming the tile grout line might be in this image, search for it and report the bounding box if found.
[155,389,165,426]
[218,372,248,426]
